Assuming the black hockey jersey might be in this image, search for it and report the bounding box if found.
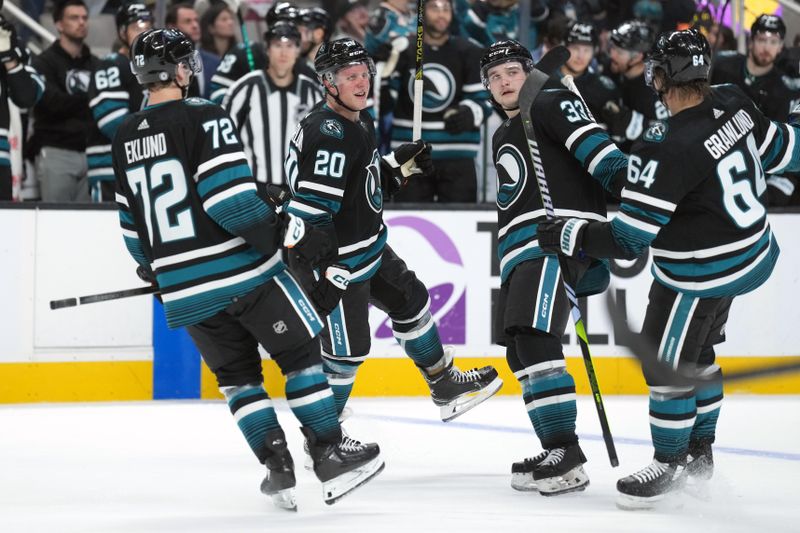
[113,98,284,328]
[609,84,791,298]
[0,61,44,173]
[569,70,620,127]
[223,69,322,187]
[88,52,147,201]
[494,88,627,282]
[284,102,386,282]
[609,73,668,149]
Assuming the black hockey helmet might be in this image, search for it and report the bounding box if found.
[645,29,711,88]
[751,13,786,39]
[610,20,656,53]
[130,28,202,85]
[299,6,331,34]
[480,39,534,88]
[266,2,300,27]
[566,22,598,47]
[314,38,376,83]
[264,20,301,46]
[115,2,152,33]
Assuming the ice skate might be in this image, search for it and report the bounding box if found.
[304,406,353,471]
[424,346,503,422]
[686,438,714,481]
[532,444,589,496]
[301,427,384,505]
[259,429,297,511]
[511,450,548,491]
[616,458,687,510]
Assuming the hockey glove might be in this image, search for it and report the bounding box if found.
[308,264,351,316]
[443,105,476,134]
[537,217,589,258]
[383,139,433,178]
[0,20,25,65]
[600,100,631,139]
[281,212,336,267]
[136,265,163,302]
[266,183,291,207]
[790,101,800,126]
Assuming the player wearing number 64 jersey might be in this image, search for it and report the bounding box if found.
[538,30,797,509]
[113,28,383,510]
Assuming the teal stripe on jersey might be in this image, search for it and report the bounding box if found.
[656,230,770,278]
[650,394,696,460]
[293,191,342,213]
[761,124,785,170]
[621,204,671,226]
[0,138,10,150]
[574,132,607,165]
[285,366,340,442]
[350,256,383,282]
[284,203,331,226]
[534,257,560,332]
[0,158,10,167]
[498,224,539,259]
[198,164,253,198]
[528,370,577,448]
[123,235,148,266]
[101,117,126,138]
[500,248,547,283]
[205,192,274,234]
[659,293,696,368]
[339,231,387,270]
[610,216,654,255]
[119,210,134,225]
[92,99,125,120]
[589,148,627,185]
[157,249,267,288]
[88,153,112,167]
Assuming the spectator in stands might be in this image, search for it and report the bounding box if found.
[166,2,219,98]
[30,0,99,202]
[0,15,44,201]
[332,0,370,43]
[200,1,238,58]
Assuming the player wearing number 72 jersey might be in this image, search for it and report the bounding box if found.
[538,30,798,509]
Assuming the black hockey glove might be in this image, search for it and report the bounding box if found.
[537,218,589,258]
[308,264,351,316]
[281,212,336,267]
[0,19,25,65]
[443,105,476,134]
[600,100,631,139]
[266,183,291,207]
[136,265,163,302]
[371,41,394,62]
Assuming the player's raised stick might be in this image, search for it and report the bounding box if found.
[50,286,158,310]
[233,0,255,71]
[519,46,619,468]
[412,0,425,140]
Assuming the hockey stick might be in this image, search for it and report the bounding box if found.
[233,0,255,71]
[604,289,800,386]
[518,45,619,467]
[50,286,158,310]
[412,0,424,140]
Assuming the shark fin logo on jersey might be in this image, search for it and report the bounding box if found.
[782,76,800,91]
[599,75,616,91]
[643,121,668,143]
[495,144,527,210]
[365,150,383,213]
[321,119,344,139]
[406,63,456,113]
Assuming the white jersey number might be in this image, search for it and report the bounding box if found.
[717,134,767,228]
[127,159,195,245]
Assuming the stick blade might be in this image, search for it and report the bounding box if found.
[533,45,571,76]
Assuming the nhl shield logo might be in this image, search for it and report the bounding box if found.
[273,320,288,334]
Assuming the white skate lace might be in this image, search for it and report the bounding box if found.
[521,450,549,467]
[450,366,483,384]
[539,447,566,467]
[340,434,367,452]
[630,460,668,483]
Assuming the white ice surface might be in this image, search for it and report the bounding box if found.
[1,396,798,533]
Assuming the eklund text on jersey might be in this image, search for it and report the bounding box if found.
[124,133,168,164]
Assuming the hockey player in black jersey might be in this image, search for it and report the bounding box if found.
[711,14,800,206]
[481,40,628,496]
[298,7,332,68]
[223,21,322,189]
[538,29,795,509]
[87,2,152,202]
[602,20,665,151]
[114,28,383,510]
[284,38,502,437]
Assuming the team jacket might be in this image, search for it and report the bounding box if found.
[494,88,627,283]
[385,35,491,160]
[609,84,792,298]
[223,69,322,187]
[113,98,285,328]
[0,60,44,170]
[284,102,387,282]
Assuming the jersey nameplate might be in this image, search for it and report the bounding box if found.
[321,119,344,139]
[643,121,668,143]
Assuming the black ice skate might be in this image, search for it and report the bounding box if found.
[616,458,688,510]
[532,444,589,496]
[686,438,714,481]
[511,450,548,491]
[301,427,384,505]
[304,406,353,471]
[423,347,503,422]
[259,429,297,511]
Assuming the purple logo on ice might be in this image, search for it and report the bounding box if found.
[373,215,466,343]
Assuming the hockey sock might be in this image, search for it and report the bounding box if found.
[649,387,697,461]
[285,364,341,442]
[519,376,543,436]
[526,367,578,448]
[692,367,723,441]
[321,355,362,415]
[393,311,444,369]
[221,383,281,464]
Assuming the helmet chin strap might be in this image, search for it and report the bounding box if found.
[326,83,363,113]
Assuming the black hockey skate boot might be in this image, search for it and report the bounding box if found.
[616,457,688,510]
[304,406,353,471]
[259,428,297,511]
[511,450,549,491]
[532,443,589,496]
[423,346,503,422]
[301,426,385,505]
[686,438,714,481]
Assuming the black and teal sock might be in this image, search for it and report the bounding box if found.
[221,383,281,463]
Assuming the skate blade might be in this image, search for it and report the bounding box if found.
[268,488,297,512]
[537,466,590,497]
[440,376,503,422]
[511,472,538,492]
[615,490,677,511]
[323,455,385,505]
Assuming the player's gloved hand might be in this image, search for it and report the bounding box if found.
[600,100,629,138]
[281,212,336,266]
[308,264,351,316]
[443,105,476,134]
[371,41,393,62]
[266,183,291,207]
[136,264,157,284]
[383,139,434,179]
[537,217,589,258]
[0,19,25,65]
